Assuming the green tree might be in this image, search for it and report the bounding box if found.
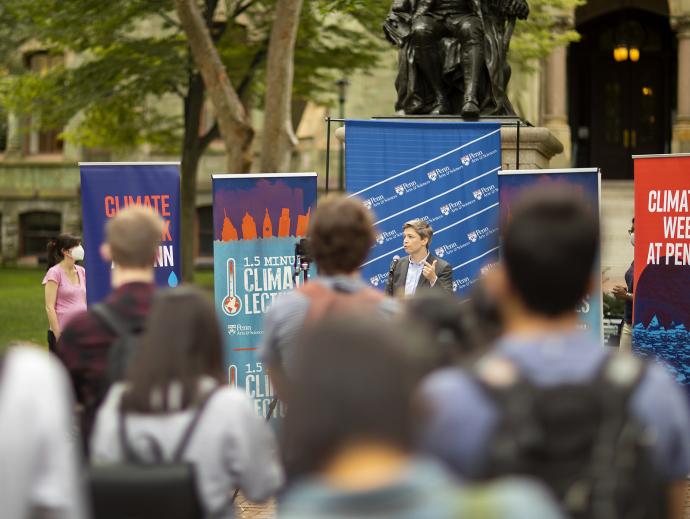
[510,0,585,67]
[0,0,384,281]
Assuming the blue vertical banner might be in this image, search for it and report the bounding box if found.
[498,169,603,340]
[212,173,317,419]
[79,162,181,305]
[345,120,501,296]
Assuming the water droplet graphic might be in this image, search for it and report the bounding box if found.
[168,271,179,287]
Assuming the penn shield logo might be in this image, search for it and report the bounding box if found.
[227,325,238,335]
[467,231,478,243]
[370,275,380,287]
[435,246,445,258]
[473,189,483,200]
[461,155,471,167]
[395,184,405,196]
[376,234,385,245]
[427,170,438,181]
[363,199,373,210]
[452,279,462,292]
[440,204,450,216]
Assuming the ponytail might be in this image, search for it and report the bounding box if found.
[46,234,81,270]
[46,239,59,269]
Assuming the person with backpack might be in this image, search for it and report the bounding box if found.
[57,205,164,454]
[90,287,283,519]
[278,316,563,519]
[418,189,690,519]
[259,194,399,403]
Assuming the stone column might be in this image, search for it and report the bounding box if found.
[672,16,690,153]
[542,45,572,168]
[3,112,24,159]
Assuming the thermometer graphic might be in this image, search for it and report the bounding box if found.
[222,258,242,317]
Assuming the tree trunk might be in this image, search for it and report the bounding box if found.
[175,0,254,173]
[260,0,303,172]
[180,72,205,283]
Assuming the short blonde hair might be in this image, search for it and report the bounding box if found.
[403,219,433,246]
[106,206,164,268]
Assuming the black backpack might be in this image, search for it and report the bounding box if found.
[89,386,219,519]
[91,303,144,385]
[477,353,666,519]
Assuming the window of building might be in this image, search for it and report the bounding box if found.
[20,211,61,257]
[197,206,214,258]
[22,51,65,155]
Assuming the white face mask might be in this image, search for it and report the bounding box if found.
[70,245,85,261]
[629,232,635,247]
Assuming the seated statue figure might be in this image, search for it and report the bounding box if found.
[384,0,529,117]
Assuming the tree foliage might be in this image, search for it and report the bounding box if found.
[0,0,384,152]
[510,0,585,68]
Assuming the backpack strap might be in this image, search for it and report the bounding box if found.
[118,385,220,464]
[92,303,141,337]
[299,280,386,323]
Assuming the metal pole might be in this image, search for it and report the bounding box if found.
[335,78,349,192]
[325,117,331,194]
[516,120,521,170]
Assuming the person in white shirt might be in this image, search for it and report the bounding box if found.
[91,286,283,519]
[0,344,89,519]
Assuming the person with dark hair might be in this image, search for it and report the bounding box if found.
[57,205,165,453]
[43,233,86,351]
[0,343,89,519]
[613,217,635,352]
[91,287,283,518]
[278,317,563,518]
[419,189,690,518]
[385,219,453,297]
[259,194,399,401]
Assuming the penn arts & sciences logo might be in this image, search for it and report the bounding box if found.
[452,277,473,293]
[393,179,431,197]
[369,272,388,287]
[427,166,452,182]
[440,198,476,217]
[460,150,486,167]
[467,226,498,243]
[473,184,499,201]
[435,241,467,258]
[227,324,261,337]
[363,193,397,210]
[376,229,401,246]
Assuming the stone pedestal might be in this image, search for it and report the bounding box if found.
[501,126,564,170]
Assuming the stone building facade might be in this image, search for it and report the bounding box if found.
[1,0,690,284]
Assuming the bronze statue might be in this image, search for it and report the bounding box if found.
[384,0,529,117]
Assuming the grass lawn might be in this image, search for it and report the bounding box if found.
[0,267,216,349]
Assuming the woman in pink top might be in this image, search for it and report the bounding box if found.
[43,234,87,352]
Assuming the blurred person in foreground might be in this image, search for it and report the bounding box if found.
[43,233,87,352]
[57,205,164,453]
[0,343,89,519]
[91,287,283,518]
[278,317,563,519]
[385,219,453,297]
[403,286,502,370]
[259,194,398,402]
[419,189,690,518]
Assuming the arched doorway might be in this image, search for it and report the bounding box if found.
[568,2,676,179]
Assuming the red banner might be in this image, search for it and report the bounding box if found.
[633,154,690,391]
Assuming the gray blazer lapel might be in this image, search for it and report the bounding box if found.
[396,257,410,293]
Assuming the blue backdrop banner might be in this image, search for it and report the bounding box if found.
[344,120,501,296]
[79,162,181,305]
[212,173,317,419]
[498,168,603,340]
